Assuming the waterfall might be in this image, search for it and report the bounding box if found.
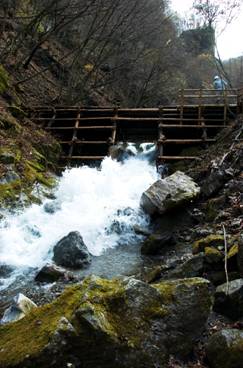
[0,146,158,289]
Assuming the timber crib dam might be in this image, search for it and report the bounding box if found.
[27,89,243,168]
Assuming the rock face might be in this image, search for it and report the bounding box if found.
[53,231,91,269]
[206,329,243,368]
[140,171,200,216]
[214,279,243,320]
[1,293,37,324]
[0,276,212,368]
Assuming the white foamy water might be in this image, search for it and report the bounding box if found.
[0,153,157,286]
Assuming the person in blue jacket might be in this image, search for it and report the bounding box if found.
[213,75,228,90]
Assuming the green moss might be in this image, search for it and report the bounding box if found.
[0,65,9,94]
[192,234,224,254]
[0,284,84,367]
[227,244,238,259]
[205,246,223,264]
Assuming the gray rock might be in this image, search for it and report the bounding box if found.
[206,329,243,368]
[1,293,37,324]
[35,263,68,283]
[140,171,200,216]
[141,231,175,255]
[214,278,243,320]
[0,276,212,367]
[168,254,205,279]
[53,231,91,269]
[133,224,151,236]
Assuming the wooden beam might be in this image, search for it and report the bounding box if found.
[158,156,201,160]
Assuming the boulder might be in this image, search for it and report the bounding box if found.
[35,263,70,283]
[206,329,243,368]
[141,231,175,255]
[168,254,205,279]
[53,231,91,269]
[213,278,243,320]
[140,171,200,216]
[1,293,37,324]
[0,276,212,368]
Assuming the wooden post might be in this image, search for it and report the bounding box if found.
[68,109,80,166]
[47,107,56,128]
[180,89,184,125]
[198,88,202,125]
[223,89,228,125]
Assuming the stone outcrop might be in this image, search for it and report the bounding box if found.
[53,231,91,269]
[0,276,212,368]
[206,329,243,368]
[140,171,200,216]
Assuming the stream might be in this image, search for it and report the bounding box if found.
[0,144,158,292]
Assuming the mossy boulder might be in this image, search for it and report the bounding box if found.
[206,329,243,368]
[0,276,212,368]
[192,234,224,255]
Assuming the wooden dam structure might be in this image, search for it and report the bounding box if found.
[28,89,242,167]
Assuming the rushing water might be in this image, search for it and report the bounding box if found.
[0,145,158,290]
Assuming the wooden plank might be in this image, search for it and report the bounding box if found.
[46,126,115,130]
[60,141,108,144]
[158,124,225,128]
[61,156,105,160]
[158,156,201,160]
[158,139,216,144]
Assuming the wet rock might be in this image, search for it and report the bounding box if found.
[0,264,14,278]
[133,224,151,236]
[140,171,200,216]
[141,231,175,255]
[1,293,37,324]
[109,143,136,162]
[53,231,91,269]
[168,254,205,279]
[206,329,243,368]
[43,201,61,214]
[213,278,243,320]
[0,276,212,368]
[35,263,70,283]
